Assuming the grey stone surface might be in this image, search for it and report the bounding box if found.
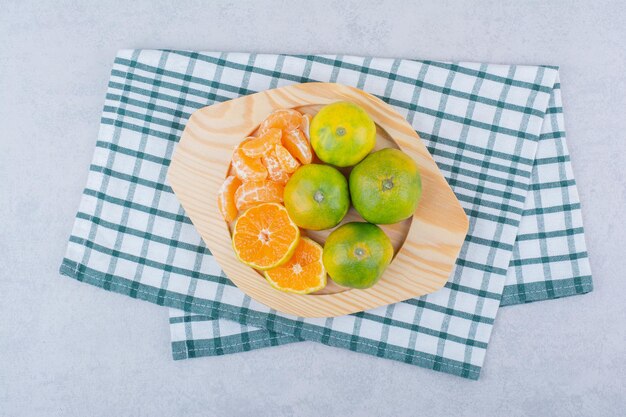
[1,1,625,416]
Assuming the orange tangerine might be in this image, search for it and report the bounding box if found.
[283,128,313,164]
[310,101,376,167]
[262,149,291,184]
[259,109,303,134]
[241,128,282,158]
[234,179,284,211]
[232,203,300,270]
[274,144,300,173]
[264,237,326,294]
[231,140,268,182]
[217,175,242,222]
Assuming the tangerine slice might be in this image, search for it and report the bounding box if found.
[232,140,268,181]
[241,128,282,158]
[234,179,284,211]
[259,109,303,135]
[274,144,300,173]
[283,128,313,164]
[262,148,291,184]
[264,237,327,294]
[300,113,312,140]
[232,202,300,270]
[217,175,242,222]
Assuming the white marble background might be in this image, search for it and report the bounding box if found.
[1,1,625,416]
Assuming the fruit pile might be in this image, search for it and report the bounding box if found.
[218,102,422,294]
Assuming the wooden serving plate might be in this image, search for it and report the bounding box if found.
[168,82,468,318]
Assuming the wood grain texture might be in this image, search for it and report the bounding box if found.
[167,82,469,317]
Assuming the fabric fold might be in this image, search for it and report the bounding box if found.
[60,50,592,379]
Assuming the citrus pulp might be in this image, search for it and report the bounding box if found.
[232,203,300,270]
[264,237,326,294]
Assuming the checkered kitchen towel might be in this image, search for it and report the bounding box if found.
[60,50,592,379]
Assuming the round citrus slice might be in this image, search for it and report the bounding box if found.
[283,128,313,164]
[264,237,326,294]
[258,109,303,134]
[232,203,300,270]
[274,144,300,173]
[234,179,284,211]
[217,175,242,222]
[241,128,282,158]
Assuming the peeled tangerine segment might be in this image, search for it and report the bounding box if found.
[300,113,312,140]
[234,179,285,211]
[217,175,242,222]
[232,140,268,181]
[283,128,313,164]
[241,128,282,158]
[262,148,291,184]
[232,202,300,270]
[259,109,303,135]
[264,237,327,294]
[274,144,300,173]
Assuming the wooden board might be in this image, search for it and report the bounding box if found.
[168,82,469,317]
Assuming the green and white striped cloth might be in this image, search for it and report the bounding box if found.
[60,50,592,379]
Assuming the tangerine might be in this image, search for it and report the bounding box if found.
[310,101,376,167]
[322,222,393,289]
[350,148,422,224]
[283,164,349,230]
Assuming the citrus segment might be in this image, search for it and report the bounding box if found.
[274,144,300,173]
[259,109,303,135]
[217,175,242,222]
[262,149,291,184]
[264,237,326,294]
[283,128,313,164]
[300,113,312,140]
[232,141,268,181]
[241,128,282,158]
[234,179,284,211]
[232,203,300,270]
